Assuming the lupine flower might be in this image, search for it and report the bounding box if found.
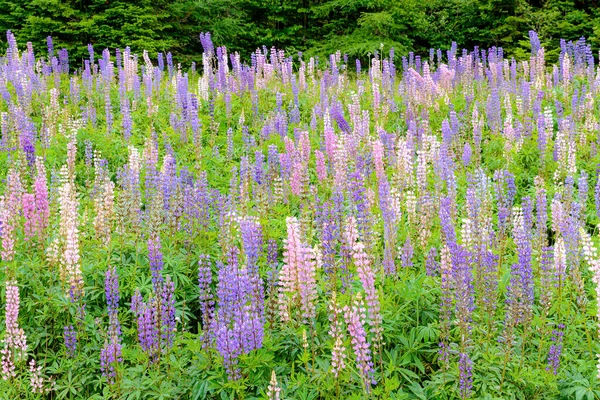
[315,150,327,181]
[100,266,123,382]
[458,352,473,399]
[22,193,36,240]
[198,254,213,336]
[267,370,281,400]
[94,178,115,244]
[29,359,44,394]
[63,325,77,358]
[438,247,453,370]
[353,241,382,347]
[546,324,565,375]
[344,292,375,392]
[58,172,84,298]
[160,276,176,349]
[328,292,346,378]
[148,234,164,291]
[278,217,316,323]
[426,247,439,276]
[1,281,27,380]
[134,299,160,361]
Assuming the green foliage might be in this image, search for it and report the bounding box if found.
[1,0,600,64]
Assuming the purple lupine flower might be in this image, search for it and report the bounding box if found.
[452,244,474,335]
[438,246,453,371]
[529,30,541,54]
[136,302,160,361]
[198,254,213,335]
[401,237,414,269]
[46,36,54,58]
[546,323,565,375]
[148,235,164,291]
[426,247,438,276]
[100,341,123,384]
[579,171,588,210]
[458,352,473,399]
[349,170,373,248]
[213,256,264,380]
[330,102,351,134]
[160,276,176,350]
[105,267,120,319]
[63,325,77,358]
[494,170,516,235]
[240,217,263,274]
[595,167,600,220]
[316,198,340,278]
[101,267,122,384]
[199,32,214,56]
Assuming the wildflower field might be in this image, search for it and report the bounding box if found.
[1,30,600,399]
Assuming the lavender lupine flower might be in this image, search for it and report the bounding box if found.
[462,143,472,167]
[546,324,565,375]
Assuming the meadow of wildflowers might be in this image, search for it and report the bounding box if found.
[1,29,600,399]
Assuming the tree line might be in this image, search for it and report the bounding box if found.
[0,0,598,65]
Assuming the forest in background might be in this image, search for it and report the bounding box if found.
[0,0,599,65]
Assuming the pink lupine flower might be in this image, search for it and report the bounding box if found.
[22,193,36,240]
[94,179,115,245]
[352,241,382,347]
[328,292,346,378]
[29,359,43,393]
[58,174,83,297]
[344,292,375,392]
[297,244,317,321]
[278,217,301,322]
[1,280,27,381]
[290,163,305,197]
[372,139,385,180]
[278,217,317,323]
[34,159,50,239]
[0,198,15,262]
[315,150,327,182]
